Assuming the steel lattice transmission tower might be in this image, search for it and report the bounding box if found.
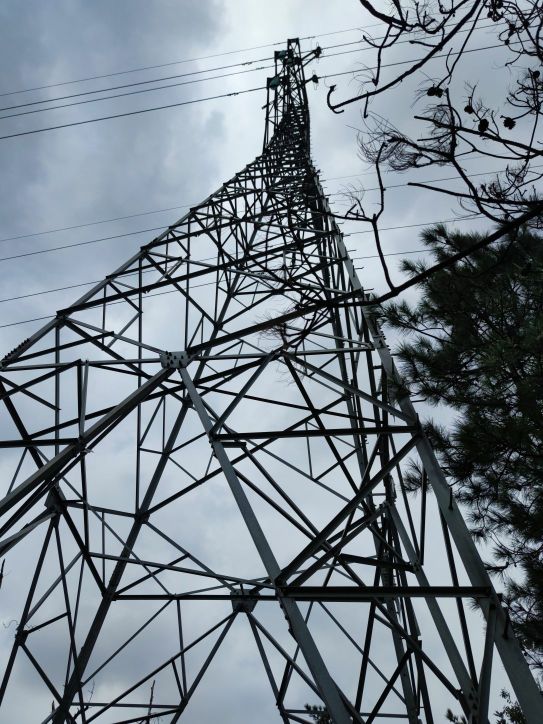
[0,40,540,724]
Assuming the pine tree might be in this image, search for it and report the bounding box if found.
[494,690,527,724]
[382,223,543,675]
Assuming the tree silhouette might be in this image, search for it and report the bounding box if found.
[327,1,542,292]
[383,223,543,674]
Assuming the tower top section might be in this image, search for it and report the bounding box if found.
[263,37,321,150]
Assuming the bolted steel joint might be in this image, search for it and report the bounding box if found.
[230,588,258,614]
[160,350,190,369]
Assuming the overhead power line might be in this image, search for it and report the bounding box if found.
[0,196,477,262]
[0,226,166,262]
[0,65,274,122]
[0,41,502,141]
[0,60,275,116]
[0,17,500,102]
[2,158,534,246]
[0,86,264,141]
[0,25,502,121]
[0,205,192,244]
[0,44,366,123]
[0,40,365,116]
[346,214,484,236]
[322,42,502,83]
[0,26,372,98]
[0,213,490,331]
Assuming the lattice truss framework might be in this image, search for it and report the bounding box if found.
[0,39,539,724]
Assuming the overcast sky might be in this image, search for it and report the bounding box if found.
[0,3,521,722]
[0,0,510,353]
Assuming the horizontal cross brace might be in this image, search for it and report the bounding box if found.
[214,425,417,440]
[115,585,492,602]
